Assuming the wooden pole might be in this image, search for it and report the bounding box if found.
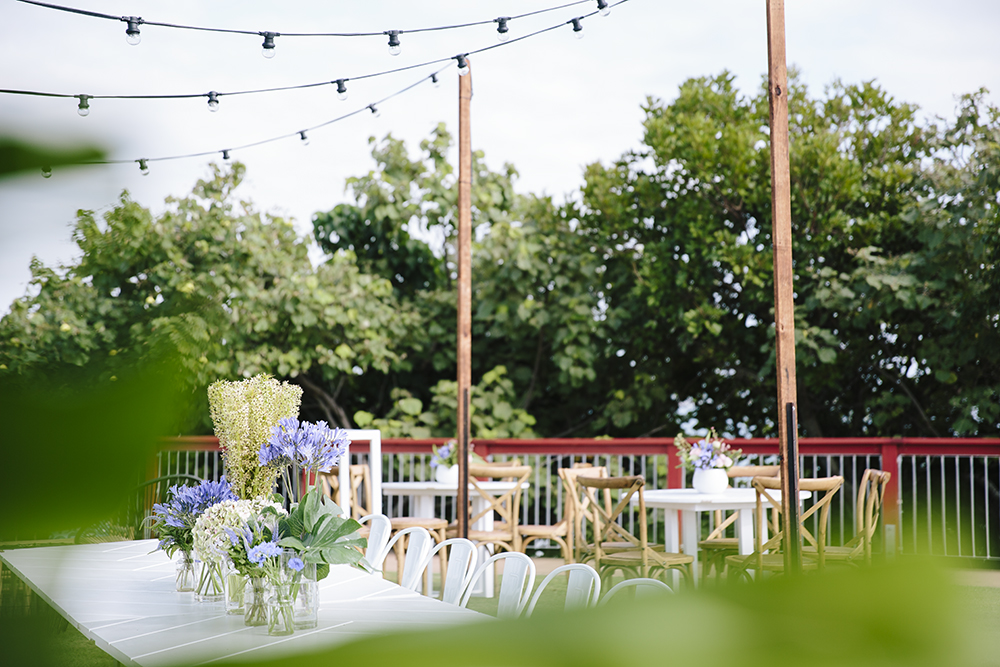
[456,60,473,539]
[765,0,801,573]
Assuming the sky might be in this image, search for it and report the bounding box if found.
[1,0,999,314]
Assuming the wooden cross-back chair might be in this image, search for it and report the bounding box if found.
[698,465,781,581]
[318,464,372,520]
[519,464,605,562]
[726,475,844,580]
[803,469,891,565]
[576,475,693,589]
[447,464,532,553]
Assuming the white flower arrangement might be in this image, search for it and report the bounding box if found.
[193,498,286,566]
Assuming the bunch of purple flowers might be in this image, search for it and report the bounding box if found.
[260,418,349,474]
[149,477,236,557]
[674,428,742,472]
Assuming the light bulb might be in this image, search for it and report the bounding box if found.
[456,54,470,77]
[299,131,310,146]
[125,17,142,45]
[261,32,277,59]
[336,79,348,100]
[41,166,52,179]
[76,95,91,117]
[571,18,584,39]
[207,91,220,112]
[496,17,510,42]
[386,30,401,56]
[222,150,231,160]
[138,159,149,176]
[597,0,611,17]
[368,104,380,118]
[430,73,440,87]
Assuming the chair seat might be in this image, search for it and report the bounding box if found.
[801,545,858,561]
[600,549,693,567]
[699,537,739,550]
[391,516,448,531]
[519,521,568,538]
[725,552,820,572]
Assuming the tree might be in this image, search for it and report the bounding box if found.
[0,163,412,431]
[579,72,999,437]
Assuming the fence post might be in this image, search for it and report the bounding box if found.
[881,440,900,555]
[667,443,684,489]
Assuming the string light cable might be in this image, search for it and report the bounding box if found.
[1,0,630,114]
[16,0,611,54]
[63,63,453,174]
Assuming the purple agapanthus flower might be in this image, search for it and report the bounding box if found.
[287,557,305,572]
[260,418,348,473]
[152,476,237,530]
[248,541,283,565]
[430,443,452,469]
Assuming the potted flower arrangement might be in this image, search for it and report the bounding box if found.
[148,477,237,592]
[429,440,485,484]
[674,429,742,494]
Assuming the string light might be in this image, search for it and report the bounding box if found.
[597,0,611,16]
[495,17,510,42]
[3,0,633,112]
[386,30,401,56]
[17,0,598,50]
[368,103,380,118]
[207,91,220,112]
[137,159,149,175]
[222,149,230,160]
[76,94,90,116]
[299,131,309,145]
[125,16,142,45]
[430,73,440,87]
[260,31,278,58]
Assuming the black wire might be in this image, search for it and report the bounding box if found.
[16,0,595,38]
[92,63,453,165]
[1,0,630,103]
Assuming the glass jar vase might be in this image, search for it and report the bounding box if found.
[175,551,196,592]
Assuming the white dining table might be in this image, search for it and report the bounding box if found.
[0,540,483,667]
[636,487,811,584]
[381,480,524,597]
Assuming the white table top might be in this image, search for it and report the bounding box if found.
[1,540,483,667]
[640,487,809,511]
[381,480,521,496]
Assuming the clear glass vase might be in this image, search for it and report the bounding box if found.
[194,556,225,602]
[291,562,318,629]
[267,583,295,636]
[175,551,196,592]
[244,576,268,627]
[224,560,246,615]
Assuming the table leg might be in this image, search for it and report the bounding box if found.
[736,509,754,555]
[680,510,701,587]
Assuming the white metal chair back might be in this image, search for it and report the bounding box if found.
[599,577,673,605]
[385,526,435,591]
[358,514,392,572]
[524,563,601,617]
[459,551,536,619]
[417,538,479,605]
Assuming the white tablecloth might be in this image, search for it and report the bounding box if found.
[1,540,483,667]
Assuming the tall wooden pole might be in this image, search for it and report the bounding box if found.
[766,0,801,572]
[456,60,473,539]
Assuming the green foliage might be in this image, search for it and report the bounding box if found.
[579,72,999,437]
[0,162,412,432]
[356,365,537,439]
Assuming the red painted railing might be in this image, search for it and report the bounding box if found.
[164,435,1000,534]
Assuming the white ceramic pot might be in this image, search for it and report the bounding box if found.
[692,468,729,494]
[434,464,459,485]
